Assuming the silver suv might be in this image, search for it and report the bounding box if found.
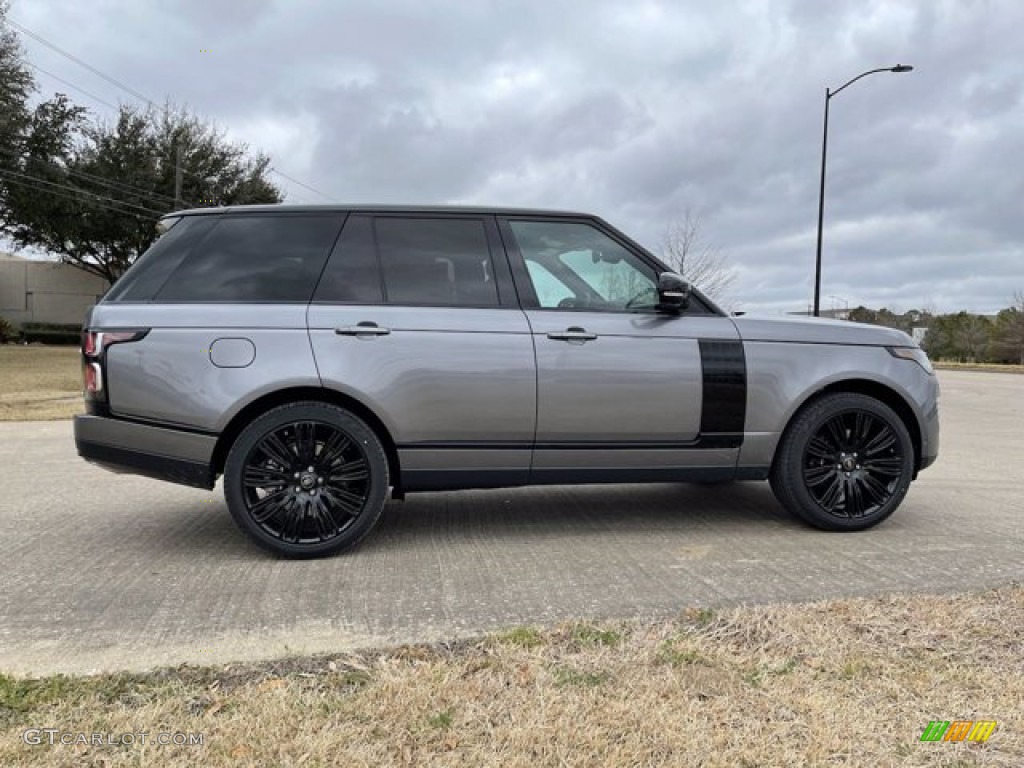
[74,205,939,557]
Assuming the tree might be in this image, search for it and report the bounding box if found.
[658,210,736,304]
[0,17,284,282]
[0,1,38,182]
[923,311,991,363]
[848,305,876,324]
[990,291,1024,365]
[0,100,284,283]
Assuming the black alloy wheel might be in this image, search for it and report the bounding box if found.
[224,402,389,557]
[802,410,904,518]
[770,393,914,531]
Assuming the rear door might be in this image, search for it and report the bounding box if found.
[307,213,536,491]
[499,216,744,481]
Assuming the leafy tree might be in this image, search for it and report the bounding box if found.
[922,311,992,363]
[0,16,284,282]
[658,209,736,303]
[1,101,283,283]
[873,307,905,331]
[954,313,992,363]
[848,306,876,324]
[0,1,38,181]
[990,291,1024,364]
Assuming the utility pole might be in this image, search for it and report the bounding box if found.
[174,142,184,210]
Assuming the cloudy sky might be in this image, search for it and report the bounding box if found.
[9,0,1023,314]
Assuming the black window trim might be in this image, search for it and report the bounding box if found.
[497,215,720,316]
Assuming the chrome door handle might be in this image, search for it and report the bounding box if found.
[547,327,597,342]
[335,323,391,337]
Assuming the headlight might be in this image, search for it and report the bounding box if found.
[887,346,934,375]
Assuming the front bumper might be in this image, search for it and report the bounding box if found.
[74,414,218,489]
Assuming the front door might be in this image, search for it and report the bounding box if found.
[500,217,743,480]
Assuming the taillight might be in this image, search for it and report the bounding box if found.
[81,328,149,401]
[82,330,147,357]
[83,361,103,394]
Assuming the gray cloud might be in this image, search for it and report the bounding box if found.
[12,0,1024,313]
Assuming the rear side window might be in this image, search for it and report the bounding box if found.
[155,214,344,302]
[376,218,498,306]
[104,216,216,302]
[313,215,385,303]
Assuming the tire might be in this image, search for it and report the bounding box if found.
[224,401,390,558]
[770,393,914,531]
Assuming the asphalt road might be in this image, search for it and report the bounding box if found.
[1,370,1021,676]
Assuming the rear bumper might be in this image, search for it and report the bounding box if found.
[74,414,218,489]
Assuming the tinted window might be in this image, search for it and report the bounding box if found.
[313,215,384,303]
[375,218,498,306]
[104,216,216,302]
[510,220,656,311]
[155,214,344,302]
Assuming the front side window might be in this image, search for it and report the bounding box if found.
[155,214,344,302]
[375,217,498,306]
[509,220,657,311]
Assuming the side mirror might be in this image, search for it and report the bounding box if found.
[656,271,690,312]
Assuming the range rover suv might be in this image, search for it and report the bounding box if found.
[74,205,939,557]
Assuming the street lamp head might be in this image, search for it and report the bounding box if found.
[891,64,913,73]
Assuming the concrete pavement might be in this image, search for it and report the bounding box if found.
[1,370,1021,676]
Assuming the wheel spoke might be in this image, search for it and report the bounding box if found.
[249,489,289,524]
[322,485,366,517]
[294,422,317,465]
[806,436,834,461]
[260,433,295,470]
[310,496,341,540]
[862,427,896,457]
[857,411,875,444]
[825,417,848,451]
[818,474,844,512]
[318,429,353,468]
[863,456,902,477]
[331,458,369,482]
[803,463,834,486]
[243,465,290,488]
[280,497,307,542]
[847,476,866,517]
[860,471,892,505]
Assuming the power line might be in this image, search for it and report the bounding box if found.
[0,145,186,206]
[4,17,331,205]
[270,167,333,201]
[3,17,157,107]
[0,170,160,220]
[21,58,118,109]
[64,166,186,206]
[0,167,164,216]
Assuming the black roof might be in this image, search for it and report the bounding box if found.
[165,203,594,219]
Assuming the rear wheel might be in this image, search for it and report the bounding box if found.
[770,393,914,531]
[224,402,389,557]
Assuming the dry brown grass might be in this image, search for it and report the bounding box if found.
[933,361,1024,374]
[2,586,1021,767]
[0,345,82,420]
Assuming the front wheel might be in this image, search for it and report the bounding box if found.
[770,393,914,531]
[224,402,390,558]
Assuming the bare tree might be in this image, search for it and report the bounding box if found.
[658,210,736,304]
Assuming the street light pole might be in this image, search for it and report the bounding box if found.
[812,64,913,317]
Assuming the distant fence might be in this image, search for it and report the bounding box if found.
[0,255,108,327]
